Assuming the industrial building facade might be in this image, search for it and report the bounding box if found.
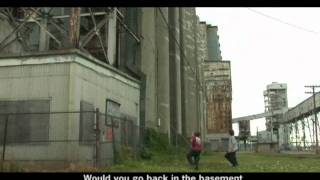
[0,7,231,165]
[262,82,289,150]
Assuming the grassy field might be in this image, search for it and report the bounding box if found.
[105,151,320,172]
[2,151,320,172]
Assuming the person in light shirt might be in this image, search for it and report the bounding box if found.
[186,132,202,170]
[225,129,239,167]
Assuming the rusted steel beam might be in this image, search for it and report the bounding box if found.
[69,7,81,47]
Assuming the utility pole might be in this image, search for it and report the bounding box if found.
[305,85,320,154]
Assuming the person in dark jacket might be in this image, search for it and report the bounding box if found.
[186,132,202,170]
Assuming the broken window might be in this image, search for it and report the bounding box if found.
[105,99,121,143]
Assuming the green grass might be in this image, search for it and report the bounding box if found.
[104,151,320,172]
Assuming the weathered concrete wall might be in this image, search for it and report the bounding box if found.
[138,7,207,143]
[0,51,140,165]
[197,22,209,140]
[140,8,157,129]
[180,8,199,137]
[68,54,140,165]
[194,15,201,139]
[203,25,232,147]
[156,8,171,137]
[204,61,232,147]
[0,61,70,161]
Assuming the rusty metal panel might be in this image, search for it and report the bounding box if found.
[204,61,231,134]
[69,7,81,46]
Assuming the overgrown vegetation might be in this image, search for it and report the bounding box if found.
[144,128,170,152]
[114,145,135,164]
[139,128,170,160]
[105,129,320,172]
[105,151,320,172]
[3,129,320,172]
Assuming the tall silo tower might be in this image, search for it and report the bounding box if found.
[263,82,289,147]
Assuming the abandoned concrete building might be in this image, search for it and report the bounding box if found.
[0,7,231,166]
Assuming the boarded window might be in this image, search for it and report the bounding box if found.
[105,99,120,143]
[0,100,50,145]
[79,101,95,144]
[105,99,121,126]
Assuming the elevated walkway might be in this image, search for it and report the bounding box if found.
[232,92,320,124]
[232,109,284,123]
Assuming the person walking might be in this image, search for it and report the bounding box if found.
[186,132,202,170]
[225,129,239,167]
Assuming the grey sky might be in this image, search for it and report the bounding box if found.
[196,8,320,135]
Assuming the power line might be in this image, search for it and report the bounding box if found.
[247,8,319,34]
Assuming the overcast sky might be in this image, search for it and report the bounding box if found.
[196,8,320,135]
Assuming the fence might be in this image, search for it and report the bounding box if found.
[0,109,143,170]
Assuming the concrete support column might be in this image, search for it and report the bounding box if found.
[173,8,182,136]
[179,8,186,137]
[156,8,170,139]
[140,8,157,129]
[107,9,117,65]
[169,8,182,144]
[194,16,201,134]
[180,8,198,137]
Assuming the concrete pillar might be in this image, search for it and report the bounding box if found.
[198,22,208,140]
[180,8,198,137]
[107,9,117,65]
[179,8,186,137]
[156,8,170,139]
[194,15,201,134]
[169,8,182,144]
[140,8,157,128]
[174,8,182,136]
